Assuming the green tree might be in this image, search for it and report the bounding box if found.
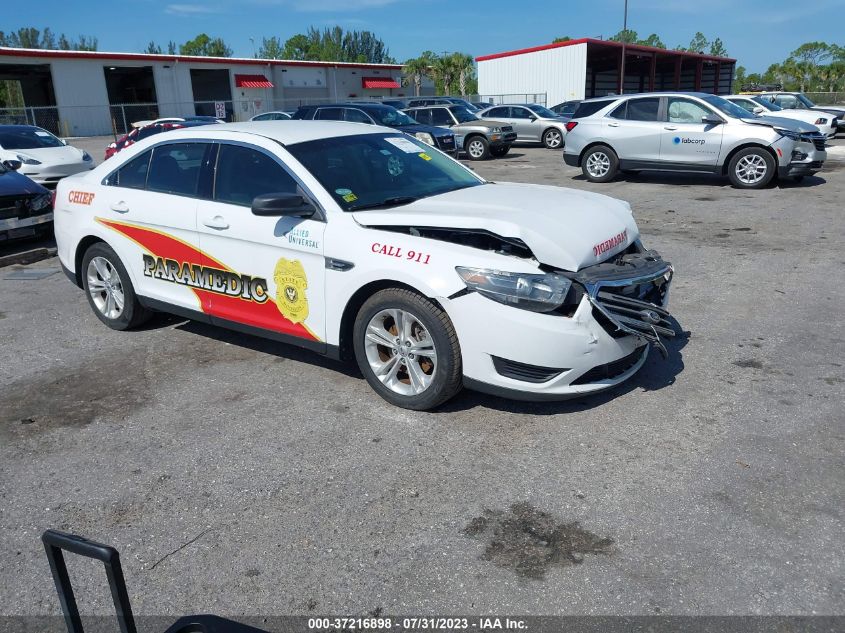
[450,52,475,96]
[179,33,232,57]
[280,27,394,64]
[709,38,728,57]
[552,36,572,43]
[402,53,434,96]
[640,34,666,49]
[145,41,162,54]
[431,55,457,95]
[790,42,831,91]
[688,32,709,53]
[257,36,284,59]
[0,27,96,50]
[734,65,747,88]
[609,29,638,44]
[282,34,312,60]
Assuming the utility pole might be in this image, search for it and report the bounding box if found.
[619,0,628,94]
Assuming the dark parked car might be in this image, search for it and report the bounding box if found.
[292,103,457,154]
[104,120,216,160]
[381,99,408,109]
[0,157,53,242]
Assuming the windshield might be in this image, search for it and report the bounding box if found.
[751,96,781,111]
[796,94,816,108]
[0,127,64,150]
[449,106,479,123]
[286,133,483,212]
[700,95,754,119]
[526,104,559,118]
[374,109,419,127]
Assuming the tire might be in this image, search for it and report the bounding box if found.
[353,288,462,410]
[542,127,564,149]
[490,145,511,157]
[727,147,776,189]
[464,135,490,160]
[581,145,619,183]
[81,242,151,330]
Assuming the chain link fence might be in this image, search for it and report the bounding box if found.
[2,93,548,138]
[804,92,845,105]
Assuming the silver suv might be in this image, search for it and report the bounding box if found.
[404,105,517,160]
[477,104,569,149]
[563,92,827,188]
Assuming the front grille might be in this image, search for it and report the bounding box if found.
[437,135,455,150]
[491,356,568,383]
[571,347,646,385]
[811,135,826,151]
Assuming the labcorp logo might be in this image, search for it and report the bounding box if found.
[674,136,706,145]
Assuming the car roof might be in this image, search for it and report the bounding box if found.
[0,124,44,131]
[163,120,397,145]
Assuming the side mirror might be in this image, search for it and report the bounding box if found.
[2,159,22,171]
[752,106,765,115]
[252,192,316,218]
[702,114,723,125]
[528,115,537,121]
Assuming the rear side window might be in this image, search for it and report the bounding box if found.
[107,150,151,189]
[509,107,531,119]
[214,144,298,207]
[409,109,430,125]
[430,108,454,126]
[572,99,616,118]
[626,98,660,121]
[146,142,208,197]
[486,106,508,118]
[315,108,344,121]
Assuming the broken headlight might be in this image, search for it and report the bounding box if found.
[456,267,572,313]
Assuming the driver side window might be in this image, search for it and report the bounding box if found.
[214,144,298,207]
[775,95,798,109]
[667,98,711,124]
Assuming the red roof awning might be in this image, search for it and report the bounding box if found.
[362,77,400,89]
[235,74,274,88]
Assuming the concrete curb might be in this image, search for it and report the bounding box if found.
[0,247,57,268]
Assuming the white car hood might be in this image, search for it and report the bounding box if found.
[11,144,85,165]
[352,182,639,271]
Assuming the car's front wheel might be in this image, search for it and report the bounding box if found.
[727,147,776,189]
[464,136,490,160]
[353,288,462,410]
[542,128,563,149]
[582,145,619,182]
[81,242,151,330]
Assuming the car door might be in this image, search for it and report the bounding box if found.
[604,96,663,163]
[98,141,211,311]
[659,96,723,168]
[508,106,541,140]
[195,141,326,346]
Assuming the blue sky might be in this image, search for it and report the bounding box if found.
[6,0,843,72]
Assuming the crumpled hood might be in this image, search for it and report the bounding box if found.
[353,182,639,271]
[743,115,819,134]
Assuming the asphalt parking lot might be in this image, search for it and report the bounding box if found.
[1,136,843,619]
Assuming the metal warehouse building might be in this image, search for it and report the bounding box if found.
[477,38,736,108]
[0,47,432,136]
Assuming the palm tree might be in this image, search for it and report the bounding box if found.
[403,56,430,96]
[450,53,475,96]
[432,55,457,95]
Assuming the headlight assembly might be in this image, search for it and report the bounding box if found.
[490,126,502,133]
[82,151,93,162]
[456,267,572,313]
[16,154,41,165]
[414,132,435,146]
[814,117,828,125]
[774,128,800,141]
[31,193,52,211]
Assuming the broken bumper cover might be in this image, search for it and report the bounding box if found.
[445,253,675,400]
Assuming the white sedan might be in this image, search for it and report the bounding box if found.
[53,121,675,410]
[725,95,837,139]
[0,125,94,187]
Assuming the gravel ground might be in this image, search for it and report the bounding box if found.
[1,135,843,619]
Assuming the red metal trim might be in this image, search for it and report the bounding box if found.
[362,77,400,89]
[475,37,735,64]
[0,46,403,70]
[235,74,274,88]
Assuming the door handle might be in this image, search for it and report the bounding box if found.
[203,216,229,230]
[664,126,678,131]
[110,201,129,213]
[608,122,620,127]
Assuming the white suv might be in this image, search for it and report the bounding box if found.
[563,92,827,188]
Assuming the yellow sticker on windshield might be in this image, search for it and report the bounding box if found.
[419,153,432,161]
[343,193,358,203]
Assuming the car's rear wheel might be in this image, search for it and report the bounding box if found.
[464,136,490,160]
[728,147,775,189]
[582,145,618,182]
[353,288,462,410]
[491,145,510,157]
[81,242,151,330]
[542,128,563,149]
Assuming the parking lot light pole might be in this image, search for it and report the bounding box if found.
[619,0,628,94]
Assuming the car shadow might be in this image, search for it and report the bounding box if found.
[138,312,689,415]
[570,172,827,188]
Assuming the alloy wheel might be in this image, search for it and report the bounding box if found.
[544,129,562,148]
[735,154,768,185]
[86,256,124,320]
[467,139,485,159]
[586,151,611,178]
[363,308,437,396]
